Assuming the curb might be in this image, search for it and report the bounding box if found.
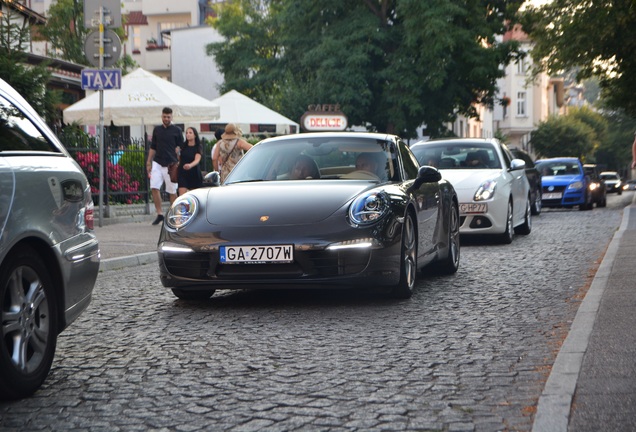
[532,201,635,432]
[99,251,158,272]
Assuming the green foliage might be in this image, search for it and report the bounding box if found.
[207,0,524,137]
[530,115,595,160]
[58,124,98,148]
[40,0,89,64]
[0,8,60,124]
[596,108,636,172]
[521,1,636,117]
[117,146,146,188]
[567,106,608,155]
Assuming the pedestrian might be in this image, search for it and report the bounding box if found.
[177,127,203,196]
[210,127,224,167]
[146,107,182,225]
[212,123,253,182]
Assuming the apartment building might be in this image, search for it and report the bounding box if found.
[494,25,565,154]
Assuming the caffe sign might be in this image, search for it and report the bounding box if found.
[300,104,348,131]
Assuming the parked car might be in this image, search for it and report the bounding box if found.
[0,78,100,400]
[535,157,593,210]
[600,171,623,195]
[583,164,607,207]
[159,132,460,300]
[410,138,531,244]
[509,147,542,215]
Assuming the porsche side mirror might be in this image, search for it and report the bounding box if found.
[417,165,442,183]
[204,171,221,187]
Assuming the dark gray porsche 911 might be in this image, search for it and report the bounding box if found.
[158,132,459,299]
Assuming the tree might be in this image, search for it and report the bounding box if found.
[530,115,595,160]
[0,8,60,124]
[207,0,524,137]
[521,1,636,117]
[596,108,636,173]
[40,0,88,64]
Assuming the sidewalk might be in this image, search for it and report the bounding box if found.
[93,200,636,431]
[533,196,636,431]
[93,215,161,271]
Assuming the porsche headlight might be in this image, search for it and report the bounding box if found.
[474,179,497,201]
[349,191,389,226]
[568,181,583,191]
[166,195,199,229]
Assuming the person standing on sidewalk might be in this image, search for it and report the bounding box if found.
[177,127,203,196]
[212,123,253,182]
[146,107,182,225]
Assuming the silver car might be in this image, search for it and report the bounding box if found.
[0,78,100,400]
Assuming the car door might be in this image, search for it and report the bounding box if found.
[0,157,14,244]
[398,141,439,257]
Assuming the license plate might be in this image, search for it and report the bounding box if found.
[220,245,294,264]
[542,192,562,200]
[459,203,488,214]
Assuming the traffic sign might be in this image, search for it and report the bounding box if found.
[84,29,122,67]
[84,0,121,28]
[81,69,122,90]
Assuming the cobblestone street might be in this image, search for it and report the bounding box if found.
[0,200,627,431]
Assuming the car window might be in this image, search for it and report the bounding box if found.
[225,136,399,183]
[536,161,581,176]
[0,95,57,152]
[398,140,419,180]
[411,143,501,169]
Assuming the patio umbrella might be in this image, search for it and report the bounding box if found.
[63,67,220,126]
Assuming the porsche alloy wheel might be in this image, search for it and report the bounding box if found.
[0,246,57,400]
[391,213,417,299]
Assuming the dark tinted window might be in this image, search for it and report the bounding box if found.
[0,95,56,152]
[399,140,420,180]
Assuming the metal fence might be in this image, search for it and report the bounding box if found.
[60,132,216,207]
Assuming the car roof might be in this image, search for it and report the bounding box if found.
[259,131,397,145]
[412,137,499,147]
[600,171,619,175]
[536,157,580,163]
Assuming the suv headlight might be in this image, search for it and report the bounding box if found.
[166,195,199,229]
[474,179,497,201]
[349,191,389,226]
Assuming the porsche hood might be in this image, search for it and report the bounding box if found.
[204,181,377,226]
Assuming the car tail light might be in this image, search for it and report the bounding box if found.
[85,201,94,230]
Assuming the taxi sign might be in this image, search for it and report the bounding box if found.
[81,69,122,90]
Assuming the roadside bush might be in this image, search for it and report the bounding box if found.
[75,152,142,204]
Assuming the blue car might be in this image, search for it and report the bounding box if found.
[535,157,593,211]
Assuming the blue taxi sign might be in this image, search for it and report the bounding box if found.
[81,69,122,90]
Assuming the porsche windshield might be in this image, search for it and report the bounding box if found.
[225,137,399,183]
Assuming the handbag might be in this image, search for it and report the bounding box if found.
[168,162,179,183]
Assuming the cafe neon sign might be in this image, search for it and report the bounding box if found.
[300,104,348,132]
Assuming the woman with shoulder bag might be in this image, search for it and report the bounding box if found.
[212,123,253,182]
